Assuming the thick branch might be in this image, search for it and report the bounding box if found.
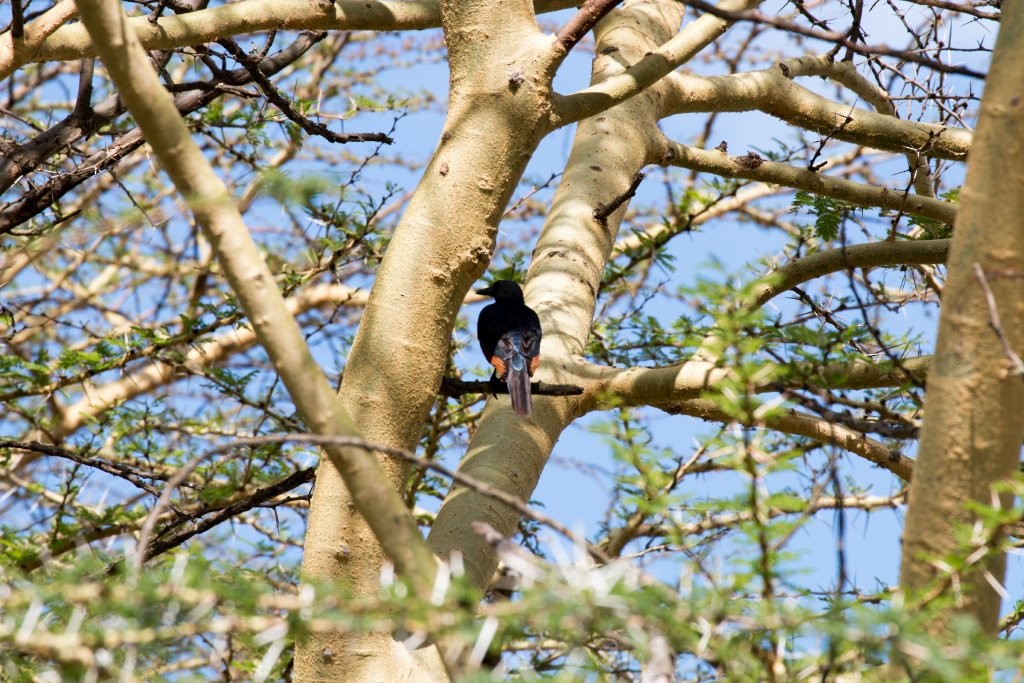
[900,0,1024,637]
[34,0,580,64]
[579,355,930,410]
[659,141,955,225]
[295,0,558,676]
[747,239,950,311]
[687,238,948,364]
[777,55,934,196]
[427,0,694,593]
[660,67,971,161]
[0,0,77,80]
[55,284,366,439]
[552,0,764,126]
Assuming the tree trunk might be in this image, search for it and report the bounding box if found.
[899,1,1024,638]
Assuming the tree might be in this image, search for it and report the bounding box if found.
[0,0,1018,680]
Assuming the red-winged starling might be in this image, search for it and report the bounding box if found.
[477,280,542,417]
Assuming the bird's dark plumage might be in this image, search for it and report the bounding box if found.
[477,280,542,417]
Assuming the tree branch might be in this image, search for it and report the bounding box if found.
[746,239,950,311]
[129,433,611,570]
[39,284,362,439]
[580,355,931,410]
[658,140,955,225]
[0,30,328,227]
[0,439,177,494]
[659,67,971,161]
[438,377,583,399]
[667,397,914,480]
[33,0,583,64]
[553,0,764,126]
[555,0,624,53]
[594,171,645,224]
[904,0,999,20]
[0,0,77,80]
[630,491,906,539]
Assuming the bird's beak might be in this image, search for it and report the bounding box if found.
[476,284,495,296]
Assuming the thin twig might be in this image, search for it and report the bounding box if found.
[504,172,561,217]
[0,439,188,490]
[73,58,95,117]
[1,31,330,230]
[120,467,314,575]
[217,38,394,145]
[594,172,645,224]
[555,0,625,53]
[903,0,999,20]
[973,263,1024,376]
[680,0,987,79]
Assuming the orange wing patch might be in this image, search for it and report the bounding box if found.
[490,355,508,378]
[528,354,540,376]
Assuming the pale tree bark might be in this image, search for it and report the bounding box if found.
[422,7,808,677]
[51,284,367,440]
[0,0,1006,675]
[0,0,77,80]
[658,66,970,160]
[36,0,580,63]
[899,1,1024,638]
[658,140,953,223]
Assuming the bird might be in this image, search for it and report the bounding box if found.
[476,280,542,417]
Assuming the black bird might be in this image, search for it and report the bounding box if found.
[477,280,542,417]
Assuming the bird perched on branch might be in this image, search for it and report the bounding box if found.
[477,280,542,417]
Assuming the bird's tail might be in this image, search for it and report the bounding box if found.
[507,355,532,417]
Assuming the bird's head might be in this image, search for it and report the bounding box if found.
[476,280,525,302]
